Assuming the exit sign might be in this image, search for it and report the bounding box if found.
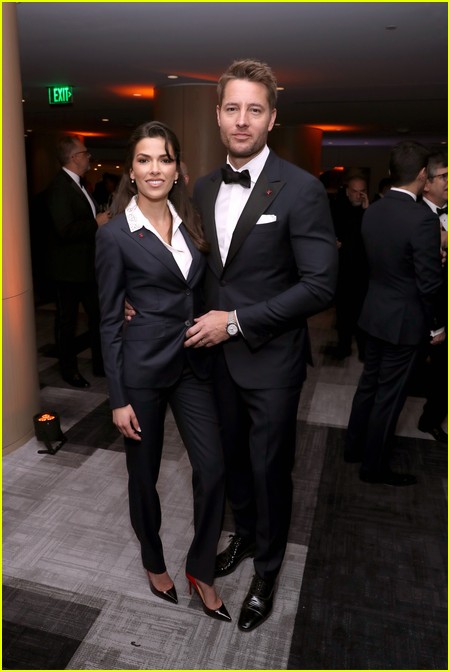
[48,86,73,105]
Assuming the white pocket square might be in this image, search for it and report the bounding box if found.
[256,214,277,224]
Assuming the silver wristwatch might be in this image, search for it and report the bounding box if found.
[226,311,239,337]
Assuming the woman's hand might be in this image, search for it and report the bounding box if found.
[124,299,136,321]
[113,404,142,440]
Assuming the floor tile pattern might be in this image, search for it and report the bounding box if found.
[3,307,447,670]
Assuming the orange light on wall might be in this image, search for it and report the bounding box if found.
[67,131,111,138]
[110,85,155,99]
[311,124,363,133]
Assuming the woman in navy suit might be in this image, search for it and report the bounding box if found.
[96,122,229,621]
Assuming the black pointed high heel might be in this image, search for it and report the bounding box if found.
[147,573,178,604]
[186,572,231,622]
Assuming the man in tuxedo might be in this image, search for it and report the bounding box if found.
[184,59,338,631]
[344,141,443,485]
[417,150,448,442]
[45,135,109,387]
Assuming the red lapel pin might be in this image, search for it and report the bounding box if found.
[266,189,272,196]
[138,232,144,238]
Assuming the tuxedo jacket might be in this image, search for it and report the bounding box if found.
[45,169,98,283]
[95,213,210,409]
[358,189,442,345]
[194,150,338,389]
[422,200,448,331]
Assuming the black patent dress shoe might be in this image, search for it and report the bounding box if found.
[238,574,275,632]
[359,469,417,487]
[62,372,91,388]
[214,535,256,578]
[418,419,448,443]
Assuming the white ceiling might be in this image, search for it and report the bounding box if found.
[17,2,448,157]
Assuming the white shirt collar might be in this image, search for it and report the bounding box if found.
[423,197,446,214]
[62,166,82,185]
[390,187,417,201]
[125,196,182,233]
[226,145,270,185]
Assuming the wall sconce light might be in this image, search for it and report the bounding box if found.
[33,411,67,455]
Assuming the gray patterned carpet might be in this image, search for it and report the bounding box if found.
[2,307,447,670]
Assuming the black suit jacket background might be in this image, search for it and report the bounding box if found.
[358,189,442,345]
[45,169,98,283]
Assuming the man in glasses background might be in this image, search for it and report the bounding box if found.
[344,141,443,485]
[417,150,448,443]
[44,134,109,387]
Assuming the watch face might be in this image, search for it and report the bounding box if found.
[227,323,238,336]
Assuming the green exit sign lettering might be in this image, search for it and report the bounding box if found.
[48,86,73,105]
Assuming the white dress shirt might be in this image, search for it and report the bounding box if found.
[215,145,270,265]
[63,166,97,217]
[125,196,192,280]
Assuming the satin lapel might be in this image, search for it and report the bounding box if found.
[66,173,92,207]
[201,172,224,275]
[121,224,186,282]
[61,171,99,214]
[225,169,284,269]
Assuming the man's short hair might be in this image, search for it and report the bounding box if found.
[56,134,84,166]
[389,141,431,186]
[427,150,448,179]
[217,59,278,110]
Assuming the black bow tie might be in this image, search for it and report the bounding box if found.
[436,206,447,216]
[221,164,251,188]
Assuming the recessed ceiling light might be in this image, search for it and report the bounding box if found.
[276,87,285,91]
[101,118,109,122]
[167,75,178,79]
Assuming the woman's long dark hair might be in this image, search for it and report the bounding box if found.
[111,121,208,252]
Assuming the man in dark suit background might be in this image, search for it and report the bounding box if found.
[345,141,443,485]
[184,59,338,631]
[331,172,370,360]
[45,135,109,387]
[417,150,448,442]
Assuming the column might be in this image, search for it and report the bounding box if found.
[3,3,40,453]
[270,125,323,177]
[154,84,224,190]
